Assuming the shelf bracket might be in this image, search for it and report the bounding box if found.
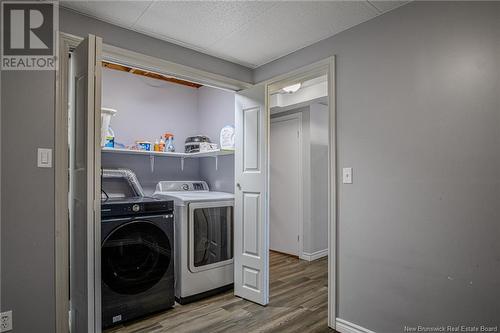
[181,157,184,171]
[149,155,155,173]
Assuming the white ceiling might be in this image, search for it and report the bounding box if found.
[61,1,409,68]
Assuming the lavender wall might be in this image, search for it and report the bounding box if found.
[101,70,235,194]
[197,86,235,193]
[102,68,200,147]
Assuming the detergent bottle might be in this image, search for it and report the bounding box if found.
[165,133,175,152]
[104,127,115,148]
[154,138,160,152]
[159,136,165,152]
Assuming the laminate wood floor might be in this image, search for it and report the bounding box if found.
[105,251,334,333]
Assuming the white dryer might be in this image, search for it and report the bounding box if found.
[153,181,234,304]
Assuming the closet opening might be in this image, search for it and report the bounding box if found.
[68,51,237,331]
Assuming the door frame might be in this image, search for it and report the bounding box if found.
[55,32,252,333]
[270,112,304,258]
[261,56,337,329]
[56,33,103,333]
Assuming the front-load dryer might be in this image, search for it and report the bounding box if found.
[153,181,234,304]
[101,197,175,328]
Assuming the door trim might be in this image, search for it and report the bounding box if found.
[93,35,103,333]
[270,112,304,258]
[55,33,103,333]
[55,32,71,333]
[261,56,337,329]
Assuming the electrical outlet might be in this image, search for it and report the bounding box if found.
[0,310,12,332]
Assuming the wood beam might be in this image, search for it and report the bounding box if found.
[102,61,202,88]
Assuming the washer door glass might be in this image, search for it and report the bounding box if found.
[102,221,171,295]
[191,206,233,269]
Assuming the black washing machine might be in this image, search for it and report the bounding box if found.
[101,197,174,328]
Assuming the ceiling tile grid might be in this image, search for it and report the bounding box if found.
[133,1,277,50]
[63,0,153,27]
[61,0,410,68]
[207,1,381,66]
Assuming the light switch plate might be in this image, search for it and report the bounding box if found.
[0,310,12,332]
[37,148,52,168]
[343,167,353,184]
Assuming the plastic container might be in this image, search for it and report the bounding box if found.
[136,141,152,151]
[104,127,115,148]
[165,133,175,152]
[220,125,235,150]
[159,137,165,152]
[101,108,117,147]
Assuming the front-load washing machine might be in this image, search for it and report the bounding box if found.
[101,197,175,328]
[153,181,234,304]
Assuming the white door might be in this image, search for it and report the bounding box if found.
[270,115,301,256]
[70,34,102,333]
[234,84,269,305]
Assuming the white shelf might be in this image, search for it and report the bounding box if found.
[102,147,234,158]
[101,147,234,172]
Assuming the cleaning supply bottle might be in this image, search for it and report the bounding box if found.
[104,127,115,148]
[159,136,165,152]
[154,138,160,152]
[165,133,175,152]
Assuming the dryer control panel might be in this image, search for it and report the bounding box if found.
[101,197,174,218]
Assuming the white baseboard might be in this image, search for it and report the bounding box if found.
[335,318,375,333]
[301,248,328,261]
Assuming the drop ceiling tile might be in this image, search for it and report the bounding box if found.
[209,1,378,67]
[60,0,89,14]
[322,1,380,34]
[133,1,276,51]
[60,1,410,68]
[368,1,410,13]
[62,1,153,27]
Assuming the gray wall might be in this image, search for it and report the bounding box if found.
[198,86,235,193]
[258,2,500,332]
[1,71,56,333]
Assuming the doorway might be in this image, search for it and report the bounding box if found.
[267,71,331,328]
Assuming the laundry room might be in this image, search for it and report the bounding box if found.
[100,62,236,195]
[68,56,239,329]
